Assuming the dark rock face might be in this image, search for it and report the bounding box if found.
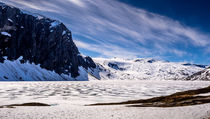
[78,55,96,70]
[108,62,125,71]
[182,63,208,68]
[147,59,156,63]
[0,3,97,78]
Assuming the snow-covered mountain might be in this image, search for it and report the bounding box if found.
[0,3,99,81]
[0,2,207,81]
[185,67,210,81]
[90,58,206,80]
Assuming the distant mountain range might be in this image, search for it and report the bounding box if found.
[0,2,209,81]
[90,58,209,81]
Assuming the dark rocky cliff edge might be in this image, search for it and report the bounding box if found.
[0,2,99,80]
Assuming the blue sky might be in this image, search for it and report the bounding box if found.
[120,0,210,33]
[1,0,210,65]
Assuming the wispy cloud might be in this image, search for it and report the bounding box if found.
[66,0,85,7]
[74,40,143,58]
[1,0,210,62]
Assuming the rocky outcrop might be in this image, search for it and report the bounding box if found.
[0,2,99,80]
[185,67,210,81]
[182,63,208,68]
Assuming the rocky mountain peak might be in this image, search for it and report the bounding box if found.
[0,2,99,80]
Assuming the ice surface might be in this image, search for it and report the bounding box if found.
[0,80,209,119]
[0,80,209,103]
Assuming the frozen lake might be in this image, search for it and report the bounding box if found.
[0,80,210,119]
[0,80,210,104]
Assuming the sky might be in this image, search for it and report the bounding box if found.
[1,0,210,65]
[120,0,210,32]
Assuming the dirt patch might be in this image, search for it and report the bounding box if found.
[0,102,50,108]
[88,86,210,107]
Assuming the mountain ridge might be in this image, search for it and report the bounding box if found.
[90,58,207,80]
[0,2,208,81]
[0,2,99,81]
[185,67,210,81]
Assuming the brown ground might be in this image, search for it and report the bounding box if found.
[0,102,50,108]
[88,86,210,107]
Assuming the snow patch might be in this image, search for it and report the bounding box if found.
[50,21,61,28]
[74,66,88,81]
[196,92,210,96]
[7,18,13,23]
[1,32,11,37]
[62,30,66,35]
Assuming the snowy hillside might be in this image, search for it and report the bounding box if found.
[0,3,100,81]
[0,57,206,81]
[0,57,89,81]
[92,58,205,80]
[185,67,210,81]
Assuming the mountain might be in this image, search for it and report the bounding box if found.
[0,3,100,81]
[182,63,208,68]
[0,2,207,81]
[185,67,210,81]
[90,58,205,80]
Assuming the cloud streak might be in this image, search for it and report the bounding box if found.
[1,0,210,63]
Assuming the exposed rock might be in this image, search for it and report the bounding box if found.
[0,2,99,80]
[185,67,210,81]
[182,63,208,68]
[78,55,96,70]
[108,62,125,71]
[0,102,50,108]
[147,59,156,63]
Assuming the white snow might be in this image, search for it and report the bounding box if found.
[1,32,11,37]
[20,10,44,20]
[197,92,210,96]
[187,68,210,80]
[0,57,204,81]
[75,66,88,81]
[37,15,44,20]
[50,21,61,28]
[7,18,13,22]
[0,57,88,81]
[93,58,204,80]
[0,80,209,119]
[62,30,66,35]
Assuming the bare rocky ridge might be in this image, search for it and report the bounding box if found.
[0,2,98,80]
